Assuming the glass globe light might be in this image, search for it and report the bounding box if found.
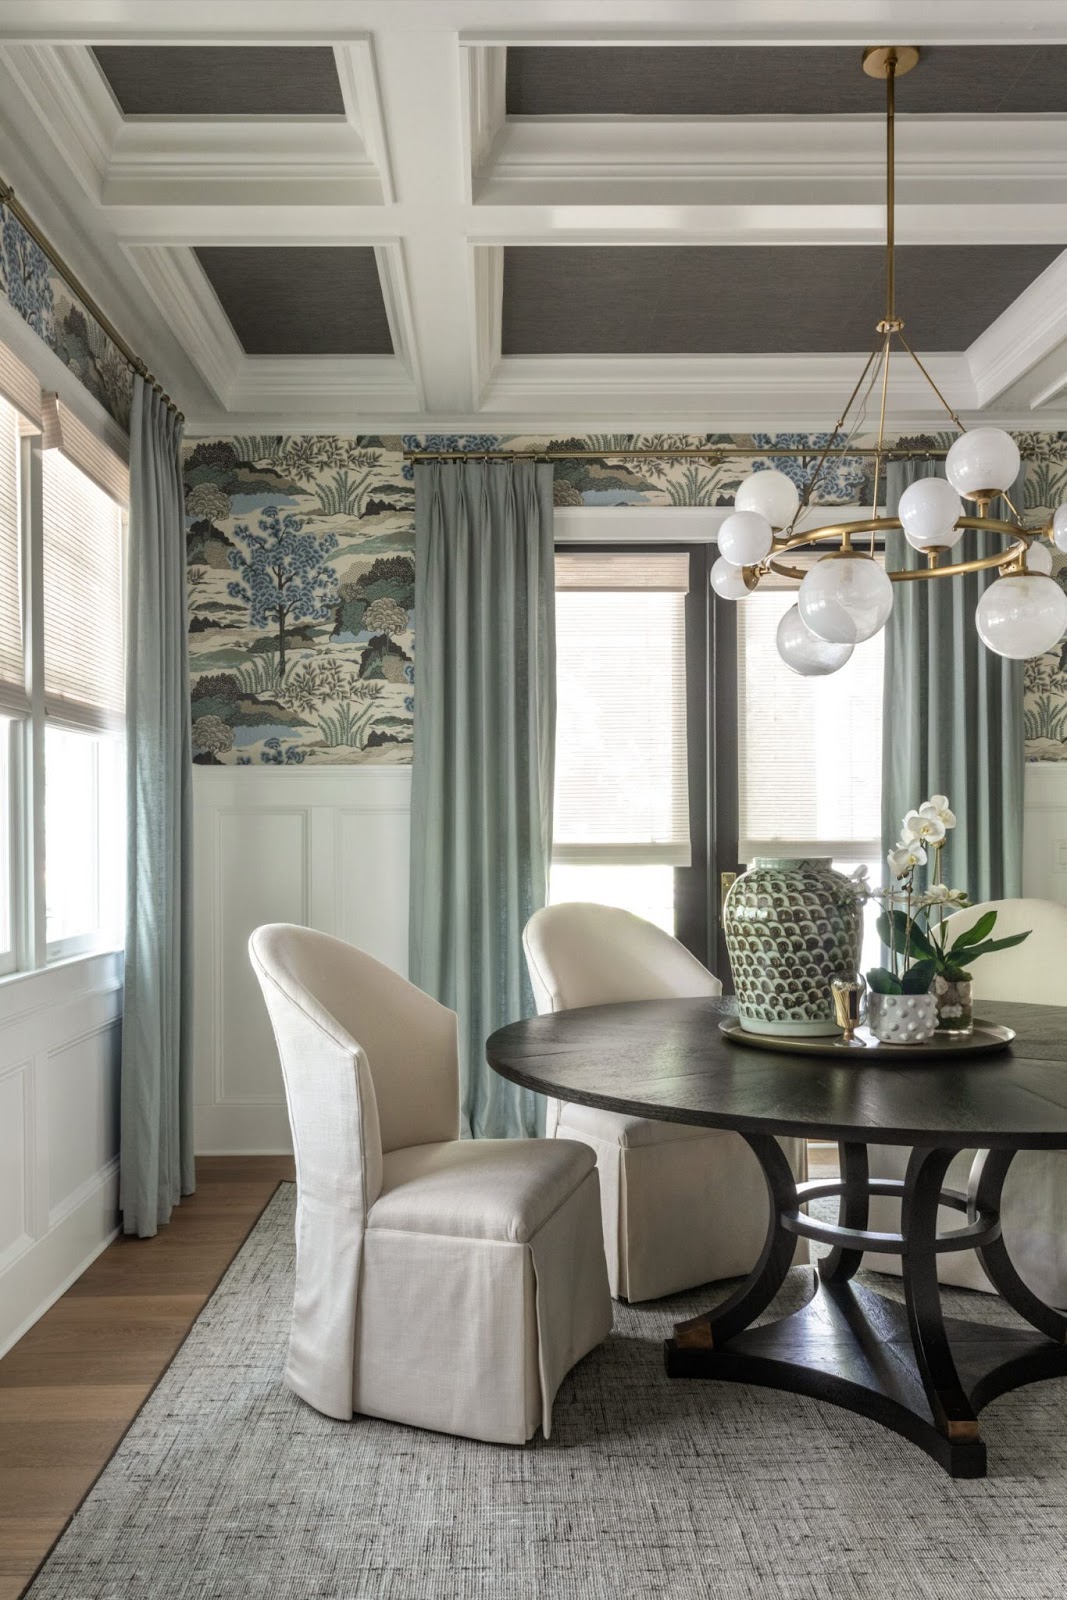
[710,555,754,600]
[718,510,773,568]
[1025,540,1054,575]
[945,428,1020,501]
[975,573,1067,659]
[735,468,800,531]
[798,552,894,645]
[776,604,854,676]
[1052,503,1067,554]
[897,477,964,551]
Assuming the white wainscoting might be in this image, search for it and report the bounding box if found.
[1023,763,1067,903]
[192,765,411,1154]
[0,952,123,1357]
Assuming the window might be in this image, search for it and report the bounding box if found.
[551,550,691,932]
[0,355,128,978]
[41,452,125,961]
[735,565,884,967]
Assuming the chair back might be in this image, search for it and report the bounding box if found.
[523,902,722,1014]
[941,898,1067,1005]
[249,926,459,1186]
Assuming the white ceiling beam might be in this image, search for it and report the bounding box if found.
[966,250,1067,409]
[369,29,479,413]
[3,0,1067,46]
[478,115,1067,209]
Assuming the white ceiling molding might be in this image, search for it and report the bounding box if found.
[4,0,1064,47]
[1,2,1067,430]
[965,249,1067,410]
[123,242,421,415]
[0,41,389,208]
[462,43,506,204]
[480,351,979,430]
[468,243,502,407]
[478,114,1067,209]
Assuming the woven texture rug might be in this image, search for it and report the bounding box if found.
[26,1184,1067,1600]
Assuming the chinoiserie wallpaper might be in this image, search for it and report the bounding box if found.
[183,431,1067,767]
[0,201,134,429]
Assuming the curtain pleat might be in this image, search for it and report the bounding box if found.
[882,459,1024,899]
[119,376,194,1236]
[410,461,555,1138]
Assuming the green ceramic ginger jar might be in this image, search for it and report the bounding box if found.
[724,857,863,1037]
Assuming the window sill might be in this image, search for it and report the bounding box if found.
[0,948,123,1025]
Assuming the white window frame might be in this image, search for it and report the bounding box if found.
[0,427,127,980]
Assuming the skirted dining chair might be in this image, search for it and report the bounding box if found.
[865,897,1067,1304]
[523,902,808,1302]
[249,924,612,1445]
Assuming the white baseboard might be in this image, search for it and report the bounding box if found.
[0,1157,120,1358]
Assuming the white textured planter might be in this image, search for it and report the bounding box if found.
[868,992,938,1046]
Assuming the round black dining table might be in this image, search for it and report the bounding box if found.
[486,996,1067,1478]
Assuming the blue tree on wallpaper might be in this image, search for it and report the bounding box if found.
[227,506,339,681]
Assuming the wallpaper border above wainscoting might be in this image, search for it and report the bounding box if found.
[184,430,1067,766]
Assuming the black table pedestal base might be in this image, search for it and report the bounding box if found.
[665,1276,1067,1478]
[663,1137,1067,1479]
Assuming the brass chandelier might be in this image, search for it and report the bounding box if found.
[711,44,1067,674]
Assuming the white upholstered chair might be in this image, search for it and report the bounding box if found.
[523,902,808,1302]
[249,924,612,1445]
[865,897,1067,1303]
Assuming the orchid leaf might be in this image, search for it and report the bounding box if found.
[901,958,938,994]
[876,908,935,959]
[866,966,902,995]
[949,910,997,951]
[957,930,1031,963]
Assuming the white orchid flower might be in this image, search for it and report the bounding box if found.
[901,808,947,847]
[915,884,968,909]
[887,841,927,879]
[920,794,956,831]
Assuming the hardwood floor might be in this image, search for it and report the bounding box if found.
[0,1154,295,1600]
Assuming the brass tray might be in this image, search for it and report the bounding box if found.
[719,1018,1015,1062]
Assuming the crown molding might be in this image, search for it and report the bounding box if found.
[479,115,1067,208]
[966,249,1067,409]
[2,0,1067,45]
[0,41,390,209]
[481,351,978,418]
[123,241,420,413]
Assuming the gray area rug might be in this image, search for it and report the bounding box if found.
[27,1184,1067,1600]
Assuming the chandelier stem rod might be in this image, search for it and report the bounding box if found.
[871,331,894,533]
[885,55,896,326]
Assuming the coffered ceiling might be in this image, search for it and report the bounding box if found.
[0,0,1066,433]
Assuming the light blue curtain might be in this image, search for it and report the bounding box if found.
[410,461,555,1138]
[882,459,1025,899]
[120,376,194,1236]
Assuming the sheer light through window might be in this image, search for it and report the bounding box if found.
[551,551,690,932]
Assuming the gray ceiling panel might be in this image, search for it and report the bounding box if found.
[194,247,393,356]
[91,46,346,118]
[501,246,1062,355]
[505,46,1067,117]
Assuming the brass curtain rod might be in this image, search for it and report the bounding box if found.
[0,176,184,423]
[403,446,955,463]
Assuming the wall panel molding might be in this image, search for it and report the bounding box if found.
[192,764,411,1153]
[0,956,122,1356]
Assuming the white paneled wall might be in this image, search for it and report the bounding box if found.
[0,953,122,1356]
[192,761,1067,1156]
[192,766,411,1153]
[1023,763,1067,904]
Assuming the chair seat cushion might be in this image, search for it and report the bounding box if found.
[369,1138,597,1245]
[557,1100,722,1149]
